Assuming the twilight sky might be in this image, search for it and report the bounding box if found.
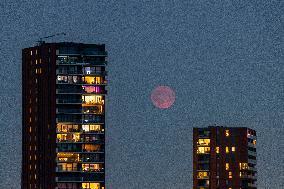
[0,0,283,188]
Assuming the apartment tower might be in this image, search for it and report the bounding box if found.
[193,126,257,189]
[22,42,107,189]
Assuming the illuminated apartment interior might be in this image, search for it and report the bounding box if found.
[193,126,257,189]
[22,42,107,189]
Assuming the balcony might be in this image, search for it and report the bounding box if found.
[56,88,107,95]
[57,139,104,144]
[56,174,105,183]
[56,70,107,76]
[56,148,104,154]
[56,108,104,115]
[57,128,81,133]
[56,119,104,124]
[57,70,84,75]
[248,166,257,172]
[248,150,257,157]
[248,182,257,187]
[58,51,107,56]
[56,152,104,163]
[56,176,83,182]
[56,80,107,86]
[57,60,107,66]
[240,173,257,179]
[80,158,104,163]
[56,88,83,94]
[248,158,257,165]
[56,167,104,173]
[57,128,104,134]
[56,99,83,104]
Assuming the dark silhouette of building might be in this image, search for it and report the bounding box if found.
[22,42,107,189]
[193,126,257,189]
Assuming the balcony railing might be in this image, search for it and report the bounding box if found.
[56,128,104,134]
[56,108,104,114]
[57,60,107,65]
[57,148,104,153]
[56,167,104,173]
[56,88,107,94]
[56,119,104,124]
[57,139,104,144]
[57,70,84,75]
[56,99,83,104]
[56,88,83,94]
[56,70,108,76]
[56,80,107,85]
[56,157,104,163]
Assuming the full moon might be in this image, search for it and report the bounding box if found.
[151,86,176,109]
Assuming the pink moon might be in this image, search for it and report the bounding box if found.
[151,86,176,109]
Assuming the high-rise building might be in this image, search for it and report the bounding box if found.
[193,126,257,189]
[22,42,107,189]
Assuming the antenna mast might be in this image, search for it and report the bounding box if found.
[37,32,66,45]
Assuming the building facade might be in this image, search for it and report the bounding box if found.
[193,126,257,189]
[22,42,107,189]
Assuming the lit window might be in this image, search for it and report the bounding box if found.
[226,147,229,153]
[197,171,209,178]
[82,95,104,105]
[30,51,33,55]
[253,139,257,145]
[228,171,232,178]
[36,59,38,64]
[197,147,210,154]
[216,147,220,154]
[82,183,100,189]
[226,163,229,170]
[197,139,210,146]
[239,163,248,170]
[82,163,103,171]
[225,130,230,137]
[82,124,102,132]
[232,147,236,152]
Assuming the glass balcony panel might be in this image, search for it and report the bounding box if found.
[82,95,104,105]
[83,76,103,84]
[81,154,104,163]
[57,75,83,84]
[57,144,81,152]
[82,163,104,172]
[57,183,80,189]
[82,183,100,189]
[81,135,104,143]
[82,144,103,152]
[57,124,80,133]
[83,105,103,114]
[57,163,78,172]
[82,125,103,133]
[82,86,103,94]
[57,153,80,162]
[57,133,81,143]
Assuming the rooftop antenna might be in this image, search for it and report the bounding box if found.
[37,32,66,45]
